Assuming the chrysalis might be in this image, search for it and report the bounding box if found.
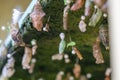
[28,58,36,74]
[105,76,110,80]
[63,4,70,30]
[59,33,66,54]
[43,16,50,32]
[10,23,25,46]
[93,0,107,13]
[104,68,111,80]
[71,0,85,11]
[101,1,107,13]
[32,45,38,55]
[30,1,46,31]
[1,57,15,79]
[65,72,71,80]
[72,47,83,60]
[73,64,81,78]
[56,71,64,80]
[22,47,32,69]
[88,6,102,27]
[43,23,49,32]
[79,75,87,80]
[78,16,87,32]
[99,25,109,50]
[93,0,106,8]
[84,0,92,16]
[93,37,104,64]
[31,39,38,55]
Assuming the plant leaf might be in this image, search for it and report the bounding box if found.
[67,41,76,48]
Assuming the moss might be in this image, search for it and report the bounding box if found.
[9,0,110,80]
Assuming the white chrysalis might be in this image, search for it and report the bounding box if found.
[79,16,87,32]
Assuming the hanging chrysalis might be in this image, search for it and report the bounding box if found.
[104,68,111,80]
[93,0,106,8]
[55,71,64,80]
[99,25,109,50]
[79,16,87,32]
[101,1,107,13]
[22,47,32,69]
[93,0,107,13]
[73,64,81,79]
[59,33,66,54]
[88,5,102,27]
[10,23,25,46]
[93,37,104,64]
[63,4,70,30]
[72,47,83,60]
[32,45,38,55]
[31,39,38,55]
[43,16,50,32]
[28,58,37,74]
[0,57,15,80]
[65,72,72,80]
[65,73,74,80]
[84,0,92,16]
[43,23,49,32]
[71,0,85,11]
[79,75,87,80]
[30,1,46,31]
[105,76,110,80]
